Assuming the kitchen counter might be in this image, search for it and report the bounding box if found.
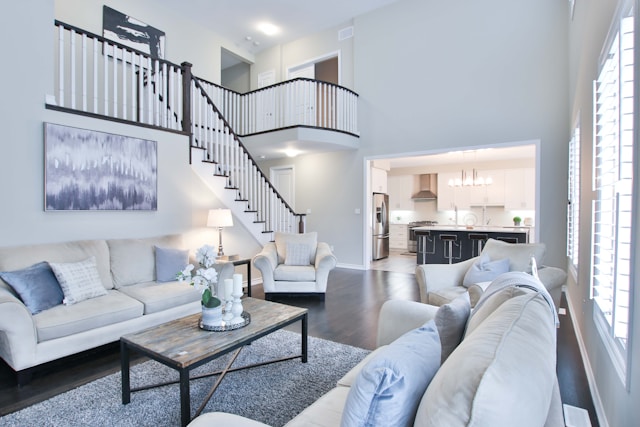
[412,225,530,233]
[413,226,529,264]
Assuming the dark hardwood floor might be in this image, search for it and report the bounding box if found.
[0,267,598,426]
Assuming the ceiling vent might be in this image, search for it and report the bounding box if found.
[339,26,354,41]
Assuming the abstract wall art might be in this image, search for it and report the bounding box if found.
[44,123,157,211]
[102,6,165,59]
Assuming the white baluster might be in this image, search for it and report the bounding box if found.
[81,33,87,111]
[113,45,118,117]
[93,37,98,113]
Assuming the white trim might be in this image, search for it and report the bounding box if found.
[336,262,366,270]
[286,50,342,85]
[566,293,609,427]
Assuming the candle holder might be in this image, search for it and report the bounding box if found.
[229,290,244,325]
[222,297,234,324]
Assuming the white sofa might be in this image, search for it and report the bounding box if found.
[253,232,337,299]
[415,238,567,308]
[188,272,564,427]
[0,234,234,384]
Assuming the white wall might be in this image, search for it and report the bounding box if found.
[255,0,569,268]
[0,2,260,276]
[567,0,640,425]
[251,20,355,90]
[54,0,255,83]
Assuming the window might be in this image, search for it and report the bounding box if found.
[591,0,635,383]
[567,122,580,271]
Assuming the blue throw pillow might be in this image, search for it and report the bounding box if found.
[341,320,441,427]
[0,262,64,314]
[462,253,510,287]
[155,246,190,282]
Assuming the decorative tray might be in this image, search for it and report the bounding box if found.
[199,312,251,332]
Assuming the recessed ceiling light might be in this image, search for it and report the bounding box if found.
[284,149,299,158]
[245,35,252,41]
[257,22,280,36]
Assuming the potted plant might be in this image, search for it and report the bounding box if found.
[513,216,522,226]
[177,244,222,327]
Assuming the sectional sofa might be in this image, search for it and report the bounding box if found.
[0,234,234,384]
[189,272,564,427]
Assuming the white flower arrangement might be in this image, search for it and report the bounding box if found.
[176,244,220,308]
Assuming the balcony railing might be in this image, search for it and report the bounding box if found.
[197,78,359,137]
[51,20,362,236]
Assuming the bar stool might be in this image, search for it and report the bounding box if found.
[417,231,436,264]
[439,234,458,264]
[468,233,488,257]
[497,236,518,244]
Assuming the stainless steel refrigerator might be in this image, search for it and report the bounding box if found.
[372,192,389,260]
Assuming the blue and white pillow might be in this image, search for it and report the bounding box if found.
[49,256,107,305]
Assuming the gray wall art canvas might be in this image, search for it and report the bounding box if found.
[103,5,165,59]
[44,123,157,211]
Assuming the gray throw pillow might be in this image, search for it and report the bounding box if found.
[49,256,107,305]
[0,262,64,314]
[341,320,441,427]
[435,293,471,363]
[155,246,189,282]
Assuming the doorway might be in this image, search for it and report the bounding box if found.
[270,165,296,233]
[221,48,251,93]
[286,52,340,84]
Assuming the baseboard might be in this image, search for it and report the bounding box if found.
[336,262,366,270]
[565,292,608,427]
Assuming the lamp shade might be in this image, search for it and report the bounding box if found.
[207,209,233,228]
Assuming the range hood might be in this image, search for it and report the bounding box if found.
[411,174,438,200]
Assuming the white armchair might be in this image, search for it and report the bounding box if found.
[415,238,567,308]
[253,232,337,300]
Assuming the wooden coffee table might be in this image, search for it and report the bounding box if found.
[120,297,308,426]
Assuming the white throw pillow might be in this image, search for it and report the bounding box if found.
[462,253,510,287]
[434,293,471,363]
[284,243,311,266]
[274,232,317,265]
[49,256,107,305]
[480,238,545,273]
[341,320,441,427]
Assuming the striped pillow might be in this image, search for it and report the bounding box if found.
[49,256,107,305]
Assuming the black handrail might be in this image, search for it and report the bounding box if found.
[190,78,305,225]
[196,75,359,97]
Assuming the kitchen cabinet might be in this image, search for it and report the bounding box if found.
[504,168,535,210]
[469,170,505,206]
[390,224,408,250]
[437,172,470,211]
[371,167,388,193]
[388,175,415,210]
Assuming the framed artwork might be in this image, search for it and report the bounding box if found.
[44,123,157,211]
[102,5,165,59]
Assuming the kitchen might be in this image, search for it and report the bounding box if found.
[371,145,537,269]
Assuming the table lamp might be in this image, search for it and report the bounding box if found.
[207,209,233,257]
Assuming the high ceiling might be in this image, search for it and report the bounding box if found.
[153,0,400,56]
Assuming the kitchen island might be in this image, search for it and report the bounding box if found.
[413,226,529,264]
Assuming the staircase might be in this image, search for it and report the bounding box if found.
[50,20,358,244]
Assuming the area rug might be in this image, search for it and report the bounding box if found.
[0,331,369,427]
